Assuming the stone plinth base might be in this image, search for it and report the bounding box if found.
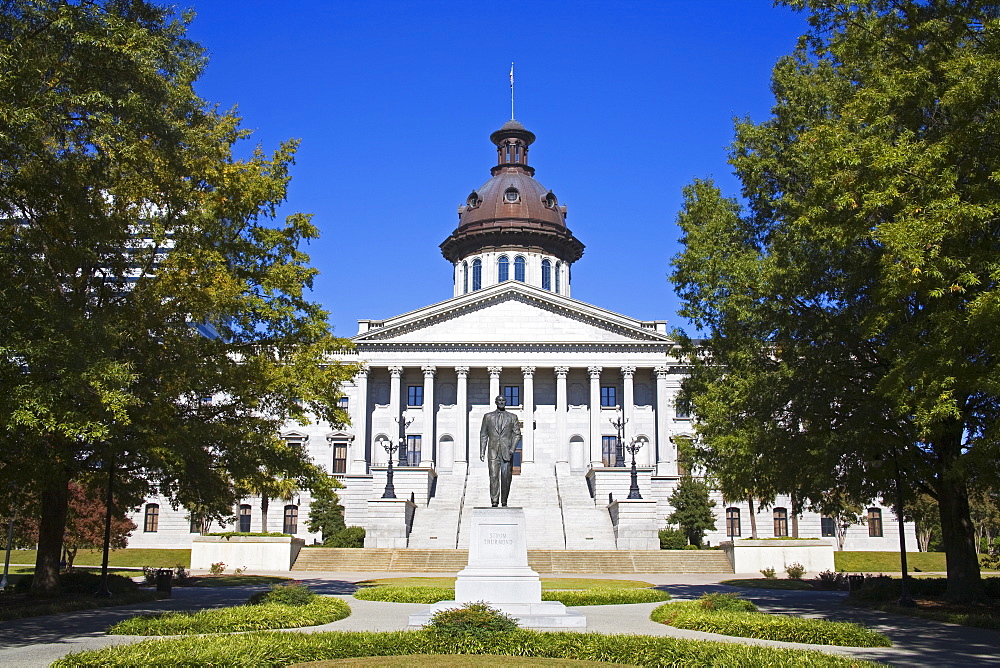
[364,497,416,548]
[608,499,659,550]
[409,507,586,629]
[191,536,304,571]
[369,467,436,505]
[586,467,654,504]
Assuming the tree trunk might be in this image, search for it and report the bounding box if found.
[936,459,984,603]
[260,495,269,534]
[790,491,799,538]
[31,471,70,596]
[748,497,758,539]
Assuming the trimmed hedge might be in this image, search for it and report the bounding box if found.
[651,601,891,647]
[353,586,671,606]
[107,596,349,635]
[54,629,879,667]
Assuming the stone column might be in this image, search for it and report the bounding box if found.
[520,366,535,468]
[351,368,369,473]
[588,366,603,468]
[455,366,469,463]
[554,366,569,463]
[488,366,502,403]
[621,366,635,452]
[384,366,403,466]
[654,366,671,475]
[421,365,436,467]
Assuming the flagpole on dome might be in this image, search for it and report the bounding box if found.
[510,62,515,120]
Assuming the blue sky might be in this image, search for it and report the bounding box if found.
[184,1,808,338]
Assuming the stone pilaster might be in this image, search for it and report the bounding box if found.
[455,366,470,463]
[554,366,569,463]
[383,366,403,466]
[488,366,502,403]
[588,366,603,468]
[653,365,671,475]
[421,365,436,467]
[520,366,535,468]
[351,368,369,473]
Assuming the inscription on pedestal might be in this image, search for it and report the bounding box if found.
[478,524,516,559]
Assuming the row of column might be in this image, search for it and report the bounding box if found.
[350,364,681,471]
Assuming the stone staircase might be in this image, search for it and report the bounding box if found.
[292,548,733,573]
[555,462,618,549]
[457,463,566,549]
[406,464,468,548]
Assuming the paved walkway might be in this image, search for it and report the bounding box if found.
[0,571,997,666]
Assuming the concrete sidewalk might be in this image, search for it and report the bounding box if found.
[0,571,996,666]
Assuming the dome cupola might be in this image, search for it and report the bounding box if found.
[442,121,584,297]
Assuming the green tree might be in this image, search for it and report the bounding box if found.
[0,1,357,594]
[671,1,1000,602]
[667,475,717,547]
[306,479,348,544]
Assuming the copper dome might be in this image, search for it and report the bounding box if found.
[440,121,584,263]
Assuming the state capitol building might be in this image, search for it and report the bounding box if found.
[129,120,909,554]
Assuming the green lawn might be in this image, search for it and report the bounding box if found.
[8,548,191,568]
[834,551,946,573]
[357,577,655,590]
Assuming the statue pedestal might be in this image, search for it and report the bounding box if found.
[408,507,586,628]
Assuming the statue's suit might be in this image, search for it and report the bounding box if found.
[480,409,521,506]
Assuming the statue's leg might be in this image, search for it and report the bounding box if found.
[499,459,512,506]
[488,454,501,506]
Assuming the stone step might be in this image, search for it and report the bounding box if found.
[292,548,734,574]
[407,467,468,549]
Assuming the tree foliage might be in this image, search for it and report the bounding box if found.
[670,0,1000,602]
[306,479,348,544]
[667,476,717,547]
[0,0,357,594]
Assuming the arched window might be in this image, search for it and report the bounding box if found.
[462,261,468,294]
[239,504,252,532]
[497,255,509,282]
[773,507,788,537]
[726,508,741,537]
[144,504,159,532]
[541,259,551,290]
[514,256,526,282]
[472,259,482,290]
[555,262,562,294]
[283,505,299,534]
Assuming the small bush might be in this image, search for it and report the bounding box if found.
[325,526,366,548]
[209,562,225,576]
[247,583,316,606]
[141,566,158,586]
[815,570,848,590]
[658,527,688,550]
[785,562,806,579]
[427,602,519,638]
[981,553,1000,570]
[107,596,349,635]
[172,565,190,585]
[760,566,777,579]
[698,592,757,612]
[682,544,700,550]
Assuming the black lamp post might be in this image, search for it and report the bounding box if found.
[610,406,627,468]
[377,436,399,499]
[95,450,116,598]
[625,437,644,499]
[395,415,413,467]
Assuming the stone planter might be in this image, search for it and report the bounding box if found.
[191,535,305,572]
[721,539,835,574]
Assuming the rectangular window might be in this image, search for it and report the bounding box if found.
[868,508,883,537]
[674,397,691,419]
[821,517,836,537]
[406,435,422,466]
[144,504,159,532]
[338,396,349,410]
[600,386,617,408]
[726,508,741,537]
[283,505,298,534]
[407,385,423,407]
[773,508,788,537]
[239,504,252,533]
[189,516,203,534]
[601,435,617,467]
[332,442,348,473]
[503,385,520,407]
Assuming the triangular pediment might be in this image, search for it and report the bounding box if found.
[353,282,673,345]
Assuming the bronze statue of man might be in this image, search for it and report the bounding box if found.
[480,395,521,507]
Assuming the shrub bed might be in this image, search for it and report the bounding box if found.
[107,596,349,635]
[651,595,891,647]
[353,586,671,606]
[847,576,1000,631]
[54,629,879,667]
